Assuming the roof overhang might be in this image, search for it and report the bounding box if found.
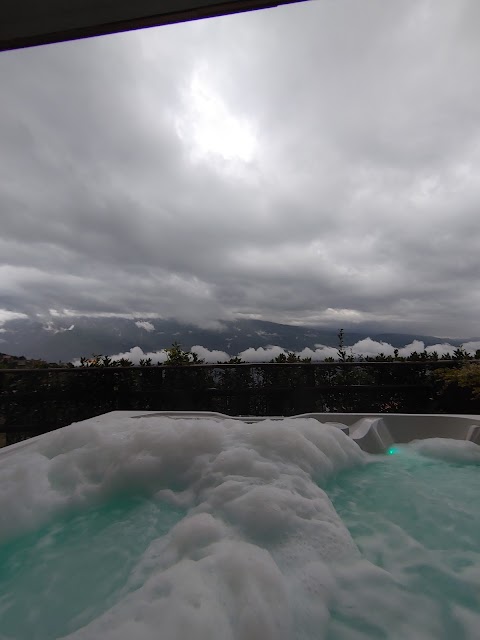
[1,0,307,52]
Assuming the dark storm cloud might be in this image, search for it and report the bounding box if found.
[1,0,480,336]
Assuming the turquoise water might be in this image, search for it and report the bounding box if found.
[326,448,480,639]
[0,494,185,640]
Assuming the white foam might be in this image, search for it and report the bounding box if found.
[410,438,480,464]
[6,419,479,639]
[0,416,366,640]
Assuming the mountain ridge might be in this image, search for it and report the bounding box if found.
[0,317,473,362]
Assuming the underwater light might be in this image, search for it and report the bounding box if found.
[387,446,400,455]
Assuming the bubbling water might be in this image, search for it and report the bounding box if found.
[0,415,478,639]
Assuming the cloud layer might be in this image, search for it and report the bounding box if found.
[102,339,480,365]
[1,1,480,336]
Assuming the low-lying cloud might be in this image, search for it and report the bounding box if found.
[135,321,155,332]
[42,322,75,334]
[84,338,480,365]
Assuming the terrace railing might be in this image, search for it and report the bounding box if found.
[1,360,478,446]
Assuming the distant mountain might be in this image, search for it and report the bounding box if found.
[0,316,471,362]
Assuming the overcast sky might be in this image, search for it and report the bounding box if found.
[1,0,480,337]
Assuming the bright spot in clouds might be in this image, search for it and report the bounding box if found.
[177,63,257,163]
